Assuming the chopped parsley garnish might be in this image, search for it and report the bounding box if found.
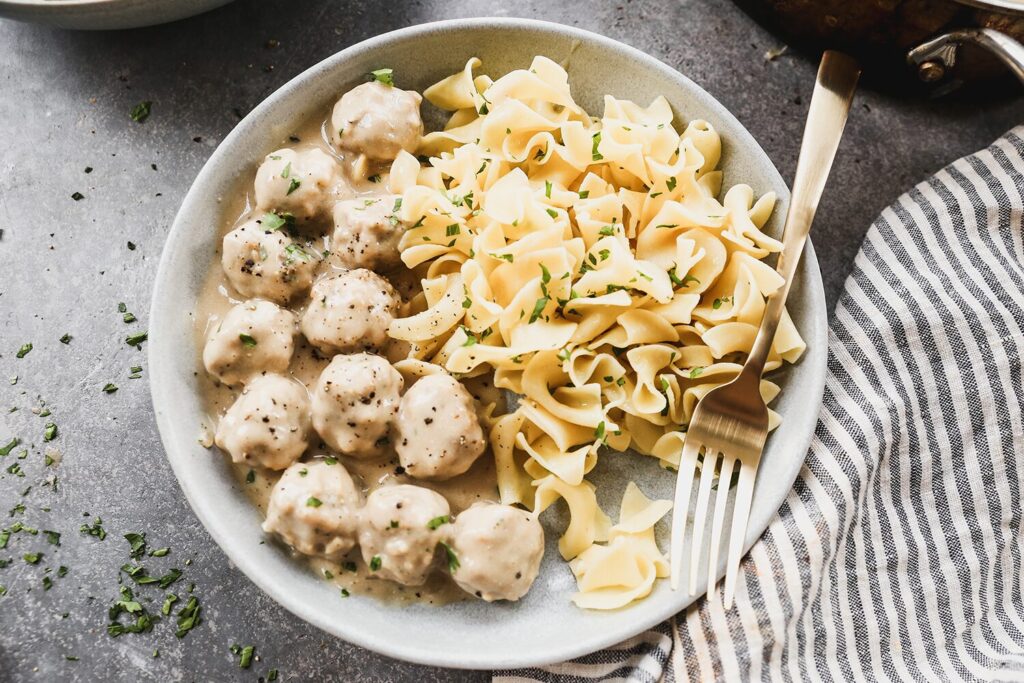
[71,192,85,201]
[44,530,61,546]
[340,588,350,598]
[149,547,170,557]
[283,243,313,262]
[239,333,257,348]
[43,423,58,441]
[369,555,382,571]
[445,224,460,237]
[689,367,704,379]
[545,180,553,198]
[261,211,294,231]
[439,541,460,573]
[125,533,146,559]
[234,645,255,669]
[578,190,590,199]
[80,517,107,540]
[666,176,677,191]
[162,593,179,615]
[175,596,201,638]
[545,208,558,219]
[323,457,338,465]
[286,178,301,195]
[129,101,152,123]
[280,161,292,179]
[591,132,603,161]
[103,383,118,394]
[23,552,41,564]
[595,421,606,441]
[305,497,322,508]
[369,68,394,86]
[712,297,731,310]
[427,515,451,530]
[59,334,72,344]
[125,331,148,348]
[368,173,382,183]
[528,295,549,324]
[598,225,616,236]
[492,253,514,263]
[15,343,32,358]
[0,438,19,456]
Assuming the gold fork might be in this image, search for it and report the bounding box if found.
[669,51,860,607]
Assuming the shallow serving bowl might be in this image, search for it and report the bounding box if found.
[149,18,827,670]
[0,0,233,30]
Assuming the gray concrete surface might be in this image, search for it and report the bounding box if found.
[0,0,1019,680]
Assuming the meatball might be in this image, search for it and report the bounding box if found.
[312,353,403,458]
[263,460,363,559]
[358,485,451,586]
[203,299,296,386]
[331,81,423,162]
[221,218,318,305]
[331,195,407,270]
[300,269,399,354]
[396,373,485,480]
[450,503,545,602]
[254,147,340,222]
[214,374,311,470]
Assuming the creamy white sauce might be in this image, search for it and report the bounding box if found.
[194,113,502,606]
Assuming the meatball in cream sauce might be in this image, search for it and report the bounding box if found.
[358,485,450,586]
[263,460,363,559]
[331,81,423,162]
[203,299,295,387]
[450,503,544,602]
[221,218,318,305]
[396,373,486,480]
[311,353,402,458]
[254,147,340,222]
[300,269,399,354]
[214,374,311,471]
[331,195,407,270]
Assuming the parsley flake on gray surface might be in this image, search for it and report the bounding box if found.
[129,101,152,122]
[71,192,84,201]
[43,423,57,441]
[15,343,32,358]
[125,331,148,348]
[102,383,118,394]
[59,333,72,344]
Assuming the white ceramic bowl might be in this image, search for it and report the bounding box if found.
[0,0,233,30]
[149,18,827,669]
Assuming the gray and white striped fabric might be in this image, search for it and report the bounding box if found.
[497,126,1024,683]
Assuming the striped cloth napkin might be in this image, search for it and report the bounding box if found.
[497,127,1024,682]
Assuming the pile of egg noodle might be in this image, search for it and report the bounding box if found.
[385,57,805,609]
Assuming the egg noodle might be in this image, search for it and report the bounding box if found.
[385,57,805,608]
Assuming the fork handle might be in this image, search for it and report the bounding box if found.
[742,51,860,381]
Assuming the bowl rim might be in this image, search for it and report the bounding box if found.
[149,16,828,670]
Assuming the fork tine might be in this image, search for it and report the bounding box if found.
[706,454,736,597]
[669,439,701,590]
[723,462,756,608]
[688,449,719,595]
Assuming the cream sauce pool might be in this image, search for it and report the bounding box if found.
[193,111,501,605]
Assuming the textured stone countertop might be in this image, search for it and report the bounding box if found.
[0,0,1019,680]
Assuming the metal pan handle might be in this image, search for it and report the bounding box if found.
[908,28,1024,88]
